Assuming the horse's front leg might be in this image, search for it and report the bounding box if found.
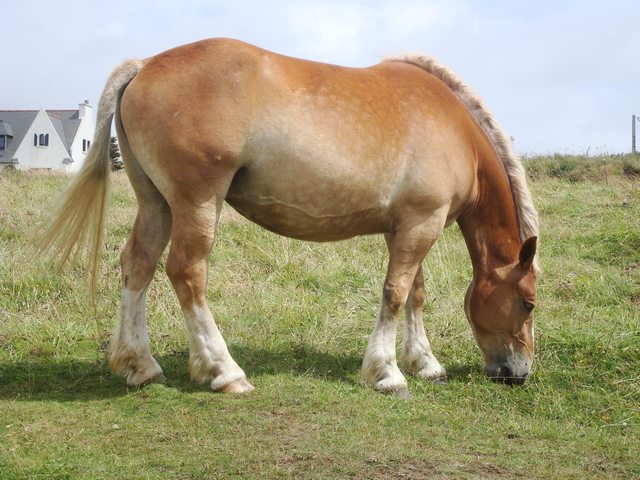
[362,228,429,396]
[401,265,447,382]
[361,214,444,395]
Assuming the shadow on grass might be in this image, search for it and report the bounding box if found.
[441,362,480,381]
[0,343,364,402]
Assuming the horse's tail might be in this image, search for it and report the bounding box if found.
[38,59,144,299]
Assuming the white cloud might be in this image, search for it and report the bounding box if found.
[288,2,376,63]
[381,0,469,41]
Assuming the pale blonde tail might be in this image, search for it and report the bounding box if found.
[38,60,144,298]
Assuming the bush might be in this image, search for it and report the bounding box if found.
[622,155,640,178]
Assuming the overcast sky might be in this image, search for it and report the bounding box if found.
[4,0,638,154]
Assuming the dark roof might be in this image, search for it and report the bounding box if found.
[0,109,82,162]
[0,120,13,136]
[47,110,81,153]
[0,111,38,163]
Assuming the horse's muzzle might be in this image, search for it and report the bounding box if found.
[484,364,528,385]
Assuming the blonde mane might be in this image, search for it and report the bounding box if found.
[385,55,540,272]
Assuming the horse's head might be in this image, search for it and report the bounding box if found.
[464,237,538,385]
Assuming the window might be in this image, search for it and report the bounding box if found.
[87,140,91,150]
[83,139,86,152]
[0,136,5,150]
[34,133,49,147]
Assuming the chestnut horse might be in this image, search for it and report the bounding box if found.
[40,38,540,396]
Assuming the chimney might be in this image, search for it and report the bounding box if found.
[78,100,92,120]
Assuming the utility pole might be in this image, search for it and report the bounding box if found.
[633,114,637,154]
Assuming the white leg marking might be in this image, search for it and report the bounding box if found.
[362,307,408,393]
[183,304,252,392]
[402,306,446,381]
[111,288,163,386]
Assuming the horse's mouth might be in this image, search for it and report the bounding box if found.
[484,364,529,385]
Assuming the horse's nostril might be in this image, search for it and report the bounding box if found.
[496,364,512,379]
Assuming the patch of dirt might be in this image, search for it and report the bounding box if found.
[462,461,511,477]
[266,407,320,445]
[28,348,54,358]
[356,459,441,480]
[351,458,517,480]
[623,262,639,275]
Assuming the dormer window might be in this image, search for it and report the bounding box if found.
[0,121,12,151]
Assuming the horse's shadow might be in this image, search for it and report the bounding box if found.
[0,344,479,402]
[0,343,362,402]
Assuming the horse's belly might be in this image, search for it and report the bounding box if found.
[225,168,390,241]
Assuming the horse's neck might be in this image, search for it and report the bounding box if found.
[458,149,521,275]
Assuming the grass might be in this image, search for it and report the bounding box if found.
[522,152,640,182]
[0,155,639,479]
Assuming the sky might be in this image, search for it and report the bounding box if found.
[4,0,639,154]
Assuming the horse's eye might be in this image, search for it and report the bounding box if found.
[523,301,535,313]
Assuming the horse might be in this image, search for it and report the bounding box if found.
[40,38,540,396]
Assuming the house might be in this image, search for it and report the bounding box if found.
[0,101,94,173]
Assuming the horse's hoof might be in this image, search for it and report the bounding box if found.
[374,383,412,399]
[393,387,413,399]
[217,378,255,394]
[127,370,165,387]
[414,364,447,382]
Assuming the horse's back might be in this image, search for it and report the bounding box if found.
[119,38,482,239]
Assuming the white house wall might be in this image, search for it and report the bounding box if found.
[69,105,94,173]
[13,109,72,172]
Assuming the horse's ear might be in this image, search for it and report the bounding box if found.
[519,236,537,271]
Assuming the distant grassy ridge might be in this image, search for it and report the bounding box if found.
[3,153,640,181]
[522,153,640,181]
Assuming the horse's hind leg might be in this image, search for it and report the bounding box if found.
[166,197,252,394]
[401,265,447,382]
[110,130,172,386]
[111,203,171,385]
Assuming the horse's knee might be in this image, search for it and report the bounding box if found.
[165,254,188,288]
[383,283,407,313]
[165,253,188,286]
[120,243,156,289]
[166,254,205,302]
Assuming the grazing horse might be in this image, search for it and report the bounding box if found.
[40,38,540,396]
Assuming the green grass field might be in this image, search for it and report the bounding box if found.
[0,155,638,479]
